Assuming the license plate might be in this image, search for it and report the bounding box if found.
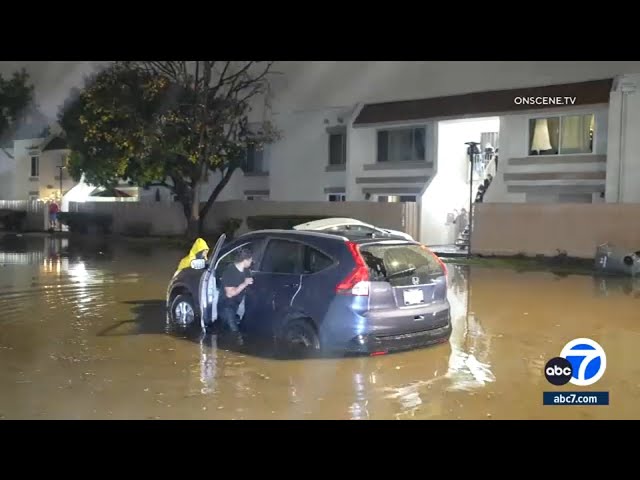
[403,288,424,305]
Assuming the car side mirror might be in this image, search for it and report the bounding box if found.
[191,259,206,270]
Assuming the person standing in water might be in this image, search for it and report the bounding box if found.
[218,247,254,335]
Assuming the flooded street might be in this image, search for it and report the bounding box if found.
[1,234,639,420]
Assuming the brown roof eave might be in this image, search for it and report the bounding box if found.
[353,78,614,126]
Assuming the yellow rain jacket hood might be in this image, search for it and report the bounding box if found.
[175,238,210,276]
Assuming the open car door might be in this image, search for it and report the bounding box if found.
[198,233,226,329]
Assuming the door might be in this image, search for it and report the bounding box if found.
[199,233,226,327]
[212,237,267,326]
[243,238,305,336]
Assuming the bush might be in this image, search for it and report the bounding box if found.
[246,215,327,231]
[0,210,27,231]
[123,221,152,237]
[58,212,113,234]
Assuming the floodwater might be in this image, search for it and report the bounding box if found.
[1,233,639,420]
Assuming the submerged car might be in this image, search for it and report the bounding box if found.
[166,229,451,357]
[293,217,415,241]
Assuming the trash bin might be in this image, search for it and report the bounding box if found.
[594,243,640,276]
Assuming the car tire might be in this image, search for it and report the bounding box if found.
[169,293,199,329]
[277,318,321,359]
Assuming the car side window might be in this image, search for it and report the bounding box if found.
[215,241,259,277]
[259,239,304,274]
[303,246,334,274]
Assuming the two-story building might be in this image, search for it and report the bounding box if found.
[5,62,640,247]
[187,62,640,246]
[0,117,138,205]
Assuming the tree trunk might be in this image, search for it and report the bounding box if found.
[186,182,201,239]
[198,166,237,234]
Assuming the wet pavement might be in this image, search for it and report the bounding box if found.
[1,233,639,420]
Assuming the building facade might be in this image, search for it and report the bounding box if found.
[4,62,640,247]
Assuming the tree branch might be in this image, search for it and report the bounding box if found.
[199,164,236,222]
[1,147,13,159]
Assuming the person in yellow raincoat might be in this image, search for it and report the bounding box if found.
[174,238,210,276]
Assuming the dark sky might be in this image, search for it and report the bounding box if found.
[0,61,108,119]
[4,61,640,121]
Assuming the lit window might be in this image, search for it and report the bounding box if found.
[529,114,594,155]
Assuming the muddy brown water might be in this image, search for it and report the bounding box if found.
[0,234,639,420]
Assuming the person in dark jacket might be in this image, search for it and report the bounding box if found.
[218,247,253,334]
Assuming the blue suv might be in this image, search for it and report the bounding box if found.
[166,229,451,357]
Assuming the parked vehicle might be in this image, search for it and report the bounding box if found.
[166,229,451,357]
[293,217,415,241]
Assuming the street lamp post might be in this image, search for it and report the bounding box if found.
[56,163,64,232]
[465,141,481,258]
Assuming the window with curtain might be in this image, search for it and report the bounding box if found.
[528,114,594,155]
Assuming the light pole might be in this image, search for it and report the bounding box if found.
[56,162,65,232]
[465,142,481,258]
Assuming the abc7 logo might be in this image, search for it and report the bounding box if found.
[544,338,606,386]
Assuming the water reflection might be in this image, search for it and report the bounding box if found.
[379,265,495,418]
[445,265,495,391]
[199,334,218,395]
[593,276,640,298]
[348,372,370,419]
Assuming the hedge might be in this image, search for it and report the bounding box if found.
[0,210,27,231]
[57,212,113,234]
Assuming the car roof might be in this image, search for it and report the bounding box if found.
[240,228,413,245]
[292,217,373,230]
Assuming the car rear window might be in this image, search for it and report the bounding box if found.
[359,243,443,286]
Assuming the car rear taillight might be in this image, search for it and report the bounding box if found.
[420,244,448,284]
[336,241,370,296]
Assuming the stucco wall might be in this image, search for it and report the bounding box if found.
[472,203,640,258]
[69,200,407,237]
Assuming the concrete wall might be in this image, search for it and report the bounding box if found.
[70,201,187,236]
[485,104,609,204]
[606,73,640,203]
[68,200,407,237]
[422,117,499,245]
[472,203,640,258]
[269,108,352,201]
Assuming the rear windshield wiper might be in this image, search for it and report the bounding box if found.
[385,266,416,280]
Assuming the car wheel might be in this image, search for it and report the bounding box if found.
[170,293,199,328]
[278,318,321,359]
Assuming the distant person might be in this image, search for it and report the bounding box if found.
[48,201,59,230]
[174,238,209,277]
[218,247,254,335]
[456,208,468,238]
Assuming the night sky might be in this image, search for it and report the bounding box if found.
[4,61,640,121]
[0,61,108,120]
